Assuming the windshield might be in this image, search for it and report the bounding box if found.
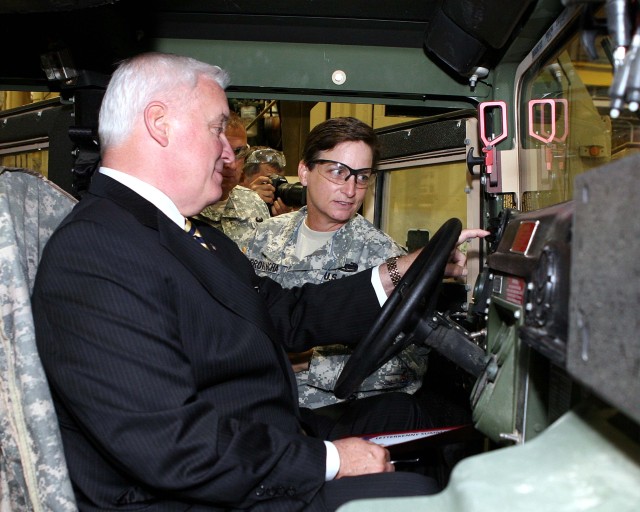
[518,19,639,211]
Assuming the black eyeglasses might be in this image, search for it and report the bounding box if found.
[307,159,376,188]
[233,144,250,159]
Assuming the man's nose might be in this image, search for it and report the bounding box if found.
[220,134,235,163]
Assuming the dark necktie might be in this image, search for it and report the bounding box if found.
[185,218,214,251]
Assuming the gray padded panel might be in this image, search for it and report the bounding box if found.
[377,119,467,160]
[567,154,640,424]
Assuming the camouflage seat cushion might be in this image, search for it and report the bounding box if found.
[0,168,78,511]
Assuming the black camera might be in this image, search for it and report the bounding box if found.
[269,174,307,207]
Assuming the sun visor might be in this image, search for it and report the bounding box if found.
[423,0,537,79]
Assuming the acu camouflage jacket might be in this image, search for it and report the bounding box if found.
[198,185,270,246]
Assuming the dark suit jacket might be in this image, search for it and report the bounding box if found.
[32,173,381,511]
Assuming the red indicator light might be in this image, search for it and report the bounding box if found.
[511,221,538,254]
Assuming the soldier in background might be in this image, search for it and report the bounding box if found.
[197,114,270,244]
[241,147,297,216]
[240,117,429,409]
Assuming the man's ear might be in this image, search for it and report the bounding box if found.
[298,160,309,186]
[144,102,169,147]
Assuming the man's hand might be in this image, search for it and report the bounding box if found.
[288,349,313,372]
[332,438,394,478]
[249,176,275,204]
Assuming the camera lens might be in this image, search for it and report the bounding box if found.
[277,182,306,207]
[269,174,307,207]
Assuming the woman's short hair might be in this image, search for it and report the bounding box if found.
[301,117,380,168]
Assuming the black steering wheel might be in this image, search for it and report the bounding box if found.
[334,218,462,399]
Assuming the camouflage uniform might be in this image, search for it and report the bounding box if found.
[198,185,270,245]
[0,168,78,511]
[241,206,429,409]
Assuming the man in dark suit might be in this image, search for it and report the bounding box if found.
[32,53,486,511]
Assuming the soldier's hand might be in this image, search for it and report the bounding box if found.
[332,438,394,478]
[271,198,295,216]
[445,228,490,277]
[250,176,275,204]
[381,228,490,295]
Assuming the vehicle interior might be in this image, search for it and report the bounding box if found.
[1,0,639,510]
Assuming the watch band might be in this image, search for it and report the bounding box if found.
[386,256,402,287]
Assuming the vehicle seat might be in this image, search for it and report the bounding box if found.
[0,167,78,511]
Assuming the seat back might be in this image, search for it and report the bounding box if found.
[0,168,78,511]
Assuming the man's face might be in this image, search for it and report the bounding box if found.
[256,163,281,180]
[221,126,248,198]
[167,77,234,216]
[241,163,281,188]
[299,141,372,231]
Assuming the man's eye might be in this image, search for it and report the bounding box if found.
[356,174,370,184]
[210,125,224,136]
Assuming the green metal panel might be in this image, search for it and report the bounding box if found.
[471,295,521,443]
[338,407,640,512]
[150,38,491,108]
[470,283,551,445]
